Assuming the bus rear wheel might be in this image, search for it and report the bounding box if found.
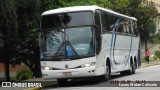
[57,79,68,86]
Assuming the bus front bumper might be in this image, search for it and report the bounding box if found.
[41,66,97,79]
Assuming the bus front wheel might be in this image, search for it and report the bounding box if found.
[101,63,111,81]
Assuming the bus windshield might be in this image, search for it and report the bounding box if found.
[40,26,95,60]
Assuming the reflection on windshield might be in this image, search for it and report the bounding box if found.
[40,27,95,60]
[66,27,94,56]
[46,30,63,52]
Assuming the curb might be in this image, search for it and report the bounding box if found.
[24,87,42,90]
[141,60,160,68]
[24,81,57,90]
[141,63,159,68]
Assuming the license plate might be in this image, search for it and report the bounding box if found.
[63,72,72,76]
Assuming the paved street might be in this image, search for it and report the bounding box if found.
[43,65,160,90]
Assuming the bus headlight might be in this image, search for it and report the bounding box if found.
[81,62,96,68]
[41,66,53,70]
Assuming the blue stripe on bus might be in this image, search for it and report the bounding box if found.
[123,34,133,68]
[110,29,116,70]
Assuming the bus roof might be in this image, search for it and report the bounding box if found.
[42,5,137,21]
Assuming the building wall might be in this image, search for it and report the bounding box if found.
[150,0,160,33]
[142,0,160,33]
[0,63,25,72]
[143,0,160,13]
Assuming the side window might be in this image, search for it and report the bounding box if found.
[95,10,101,31]
[117,18,130,34]
[133,21,138,36]
[124,19,130,34]
[116,19,137,35]
[109,15,119,30]
[129,20,133,34]
[95,10,101,54]
[117,23,124,33]
[116,19,124,33]
[100,11,119,33]
[101,11,108,32]
[95,27,101,54]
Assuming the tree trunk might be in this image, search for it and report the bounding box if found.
[4,36,10,81]
[32,48,42,78]
[24,47,42,78]
[144,30,149,52]
[4,59,10,81]
[2,20,10,81]
[145,38,147,52]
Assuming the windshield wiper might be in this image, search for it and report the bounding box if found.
[52,28,79,59]
[53,42,65,57]
[53,41,79,59]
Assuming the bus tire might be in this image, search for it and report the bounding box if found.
[101,62,111,81]
[134,57,137,69]
[57,79,68,86]
[126,60,135,75]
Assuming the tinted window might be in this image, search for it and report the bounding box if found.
[95,10,101,30]
[117,19,131,34]
[41,11,93,29]
[100,11,120,32]
[132,21,138,36]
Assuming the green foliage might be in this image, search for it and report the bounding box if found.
[67,0,112,8]
[110,0,130,11]
[11,77,17,82]
[152,32,160,44]
[16,67,33,81]
[135,5,158,42]
[154,50,160,58]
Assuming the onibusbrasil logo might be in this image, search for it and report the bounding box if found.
[1,82,42,88]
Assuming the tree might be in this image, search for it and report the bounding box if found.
[0,0,42,80]
[136,5,158,50]
[63,0,112,8]
[109,0,130,14]
[13,0,42,78]
[0,0,17,81]
[110,0,158,51]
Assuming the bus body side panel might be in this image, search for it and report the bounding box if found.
[113,34,131,71]
[99,33,140,74]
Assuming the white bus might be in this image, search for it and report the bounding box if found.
[39,5,141,85]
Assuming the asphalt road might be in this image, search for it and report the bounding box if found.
[43,65,160,90]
